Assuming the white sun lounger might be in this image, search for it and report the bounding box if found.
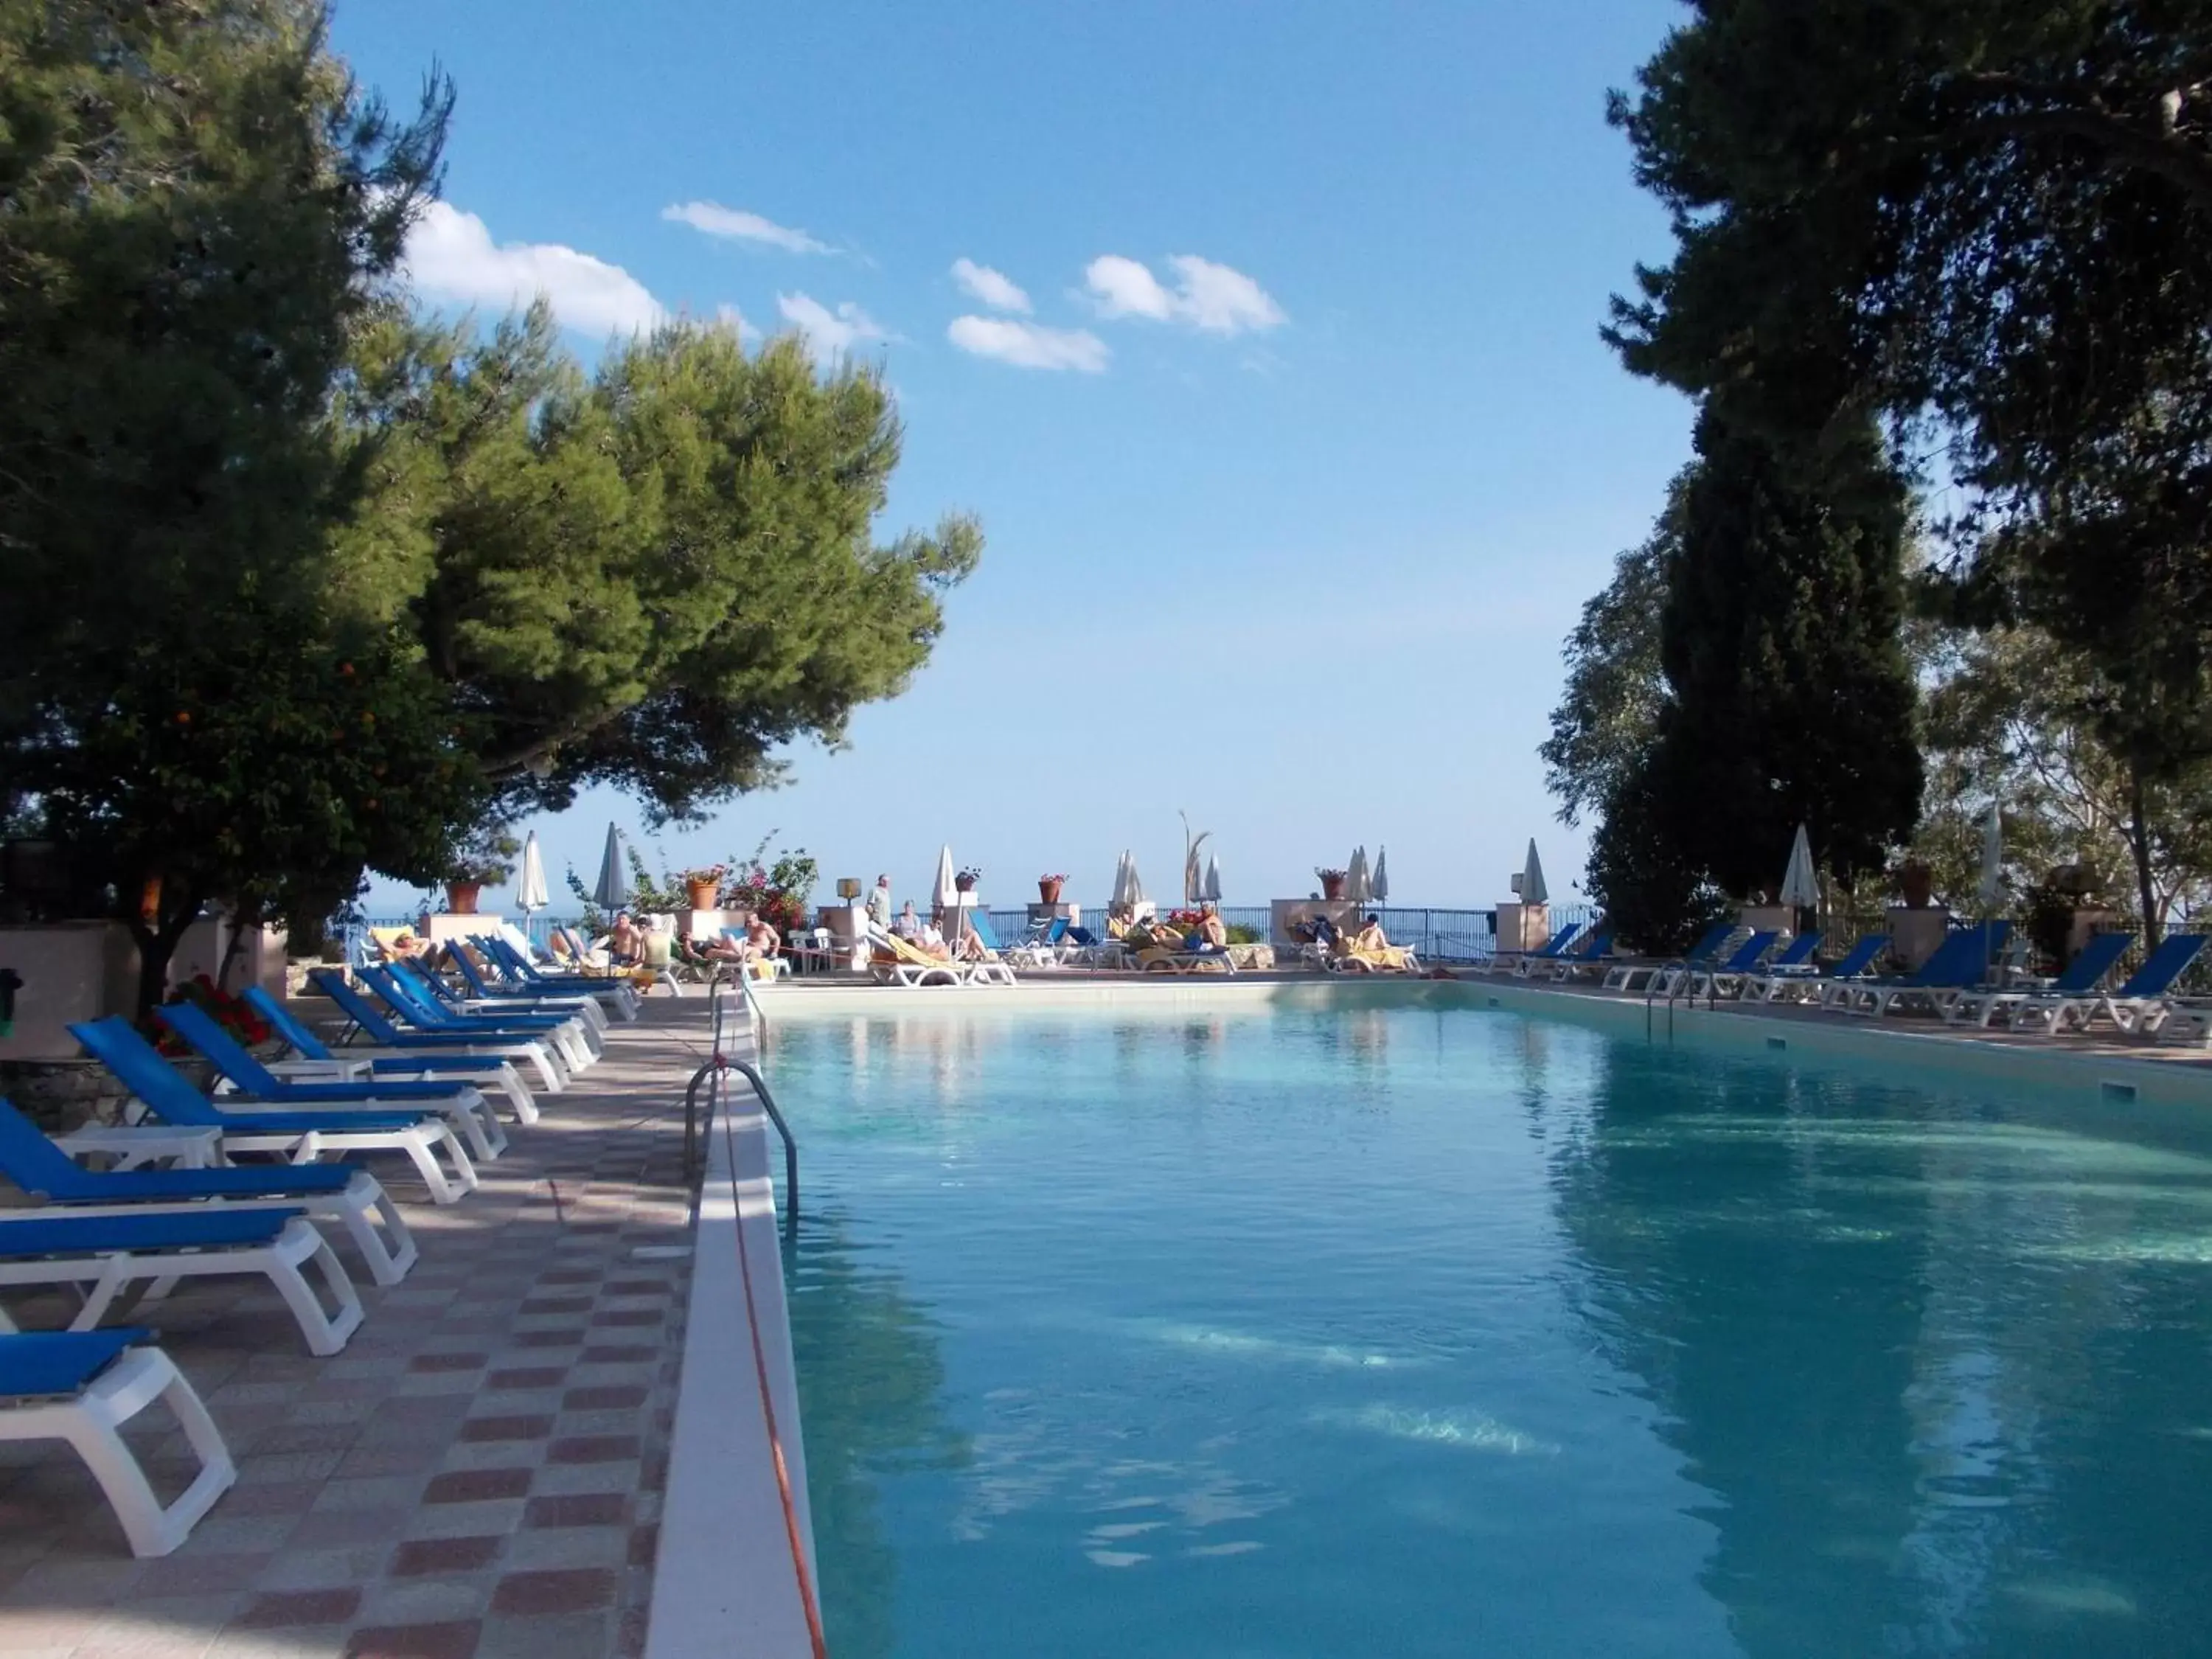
[0,1329,237,1556]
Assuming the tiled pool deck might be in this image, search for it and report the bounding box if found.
[0,1000,718,1659]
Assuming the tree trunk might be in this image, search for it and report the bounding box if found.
[127,886,203,1021]
[2127,768,2161,948]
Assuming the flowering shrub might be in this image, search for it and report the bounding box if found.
[150,974,272,1054]
[681,863,731,887]
[726,865,810,936]
[1167,907,1207,928]
[1039,872,1068,884]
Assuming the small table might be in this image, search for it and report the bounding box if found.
[52,1125,223,1171]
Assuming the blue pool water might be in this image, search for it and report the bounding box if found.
[772,1004,2212,1658]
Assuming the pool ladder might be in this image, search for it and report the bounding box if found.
[683,984,799,1232]
[1644,957,1721,1041]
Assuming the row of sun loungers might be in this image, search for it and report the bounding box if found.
[0,931,630,1557]
[1481,917,2211,1038]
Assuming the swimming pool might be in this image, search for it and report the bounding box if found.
[771,1001,2212,1658]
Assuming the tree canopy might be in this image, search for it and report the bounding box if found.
[0,3,981,1009]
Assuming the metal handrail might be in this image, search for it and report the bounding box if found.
[682,985,797,1231]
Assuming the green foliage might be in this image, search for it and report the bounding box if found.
[1607,1,2212,937]
[1223,922,1262,946]
[1540,490,1674,828]
[1649,410,1924,898]
[448,825,520,887]
[344,310,983,827]
[1584,758,1734,956]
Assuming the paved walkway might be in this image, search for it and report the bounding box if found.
[0,998,719,1659]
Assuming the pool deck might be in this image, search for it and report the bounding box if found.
[0,999,730,1659]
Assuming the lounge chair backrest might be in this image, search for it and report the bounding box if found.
[1825,936,1887,978]
[1905,922,2009,988]
[68,1017,219,1123]
[306,970,406,1043]
[2048,931,2135,995]
[1046,918,1069,945]
[1067,926,1099,947]
[360,967,443,1026]
[390,959,461,1007]
[967,911,1006,952]
[1767,933,1820,970]
[2112,931,2209,998]
[445,945,497,997]
[0,1098,105,1199]
[1682,924,1733,964]
[1570,928,1615,961]
[153,1002,284,1094]
[241,987,335,1061]
[1529,923,1582,959]
[1717,931,1778,972]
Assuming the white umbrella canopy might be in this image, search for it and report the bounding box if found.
[591,824,628,912]
[1203,852,1222,904]
[1371,846,1389,906]
[1779,824,1820,911]
[518,832,550,914]
[1520,840,1549,906]
[1345,846,1371,905]
[933,845,959,911]
[1124,855,1147,910]
[1977,803,2005,908]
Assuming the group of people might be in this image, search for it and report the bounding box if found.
[588,908,783,973]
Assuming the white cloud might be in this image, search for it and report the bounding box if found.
[950,258,1031,313]
[715,303,762,344]
[777,292,888,362]
[947,316,1108,372]
[1083,252,1285,335]
[404,201,664,335]
[661,201,831,254]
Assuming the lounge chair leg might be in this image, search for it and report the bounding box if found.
[265,1222,363,1355]
[58,1349,237,1556]
[490,1068,538,1124]
[336,1180,418,1287]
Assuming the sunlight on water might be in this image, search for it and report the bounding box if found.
[774,1007,2212,1659]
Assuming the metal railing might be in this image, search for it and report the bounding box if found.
[681,986,798,1233]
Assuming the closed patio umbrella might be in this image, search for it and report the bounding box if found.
[1124,855,1147,911]
[517,831,550,914]
[1520,840,1549,906]
[1203,853,1222,905]
[1779,824,1818,931]
[1371,846,1389,907]
[933,845,959,913]
[591,824,628,913]
[1346,846,1371,905]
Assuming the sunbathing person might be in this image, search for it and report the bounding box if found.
[1187,905,1230,953]
[1337,915,1415,973]
[607,911,644,966]
[740,914,782,964]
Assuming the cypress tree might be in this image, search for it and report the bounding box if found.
[1646,405,1923,902]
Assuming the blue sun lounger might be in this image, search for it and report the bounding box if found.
[72,1017,478,1206]
[241,987,540,1123]
[0,1329,235,1556]
[371,965,597,1072]
[0,1206,361,1356]
[442,945,612,1034]
[1839,923,2011,1018]
[476,935,639,1020]
[1940,931,2135,1029]
[155,1001,507,1164]
[307,971,566,1094]
[1495,923,1582,976]
[1600,923,1735,994]
[0,1099,415,1287]
[1669,931,1780,999]
[2015,931,2210,1035]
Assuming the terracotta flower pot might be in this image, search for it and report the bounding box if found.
[686,878,721,911]
[1897,862,1933,910]
[1038,878,1065,905]
[444,881,481,915]
[955,875,978,893]
[1319,873,1346,900]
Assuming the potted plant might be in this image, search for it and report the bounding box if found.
[1316,866,1347,901]
[1038,872,1068,905]
[682,864,730,911]
[1893,858,1934,910]
[445,827,520,915]
[955,866,981,894]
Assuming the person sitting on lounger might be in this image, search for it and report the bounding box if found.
[1187,905,1229,953]
[740,914,782,964]
[1337,915,1414,973]
[893,901,922,941]
[917,914,953,961]
[608,911,644,966]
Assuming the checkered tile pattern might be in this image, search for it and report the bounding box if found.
[0,1001,717,1658]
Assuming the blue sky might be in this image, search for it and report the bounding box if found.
[332,0,1691,917]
